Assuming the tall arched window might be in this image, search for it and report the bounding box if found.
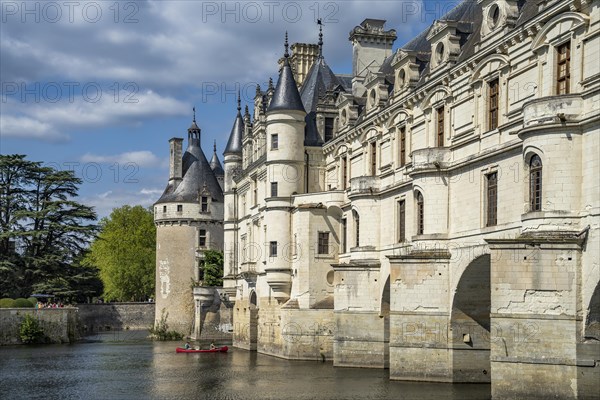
[250,291,257,307]
[529,155,543,211]
[353,210,360,247]
[416,191,424,235]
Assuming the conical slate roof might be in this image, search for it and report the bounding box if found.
[224,96,244,155]
[156,119,223,204]
[268,34,305,114]
[210,141,224,176]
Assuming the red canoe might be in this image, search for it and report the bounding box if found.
[176,346,228,353]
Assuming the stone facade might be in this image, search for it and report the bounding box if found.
[221,0,599,397]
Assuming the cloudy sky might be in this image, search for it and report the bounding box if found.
[1,0,459,218]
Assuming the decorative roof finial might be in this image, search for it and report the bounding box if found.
[244,105,250,118]
[213,139,217,152]
[318,18,323,58]
[193,106,196,122]
[237,90,241,111]
[268,77,274,91]
[255,83,261,96]
[284,31,289,58]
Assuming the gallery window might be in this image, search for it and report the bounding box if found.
[529,155,543,212]
[486,172,498,226]
[436,107,444,147]
[341,218,347,253]
[370,142,377,176]
[269,241,278,257]
[271,182,278,197]
[488,79,499,131]
[341,156,347,190]
[416,192,424,235]
[353,210,360,247]
[557,42,570,95]
[199,229,207,247]
[399,126,406,167]
[398,200,406,242]
[318,232,329,255]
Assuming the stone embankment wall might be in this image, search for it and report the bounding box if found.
[76,303,155,334]
[0,308,78,345]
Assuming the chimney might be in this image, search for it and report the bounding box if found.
[349,19,397,97]
[169,137,183,184]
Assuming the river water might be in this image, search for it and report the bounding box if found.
[0,332,490,400]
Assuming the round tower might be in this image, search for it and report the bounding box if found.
[154,110,224,335]
[222,95,244,300]
[264,33,307,303]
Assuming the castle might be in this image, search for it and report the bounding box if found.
[157,0,599,398]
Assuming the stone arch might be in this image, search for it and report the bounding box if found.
[531,12,589,51]
[249,290,257,307]
[585,282,600,341]
[469,54,510,84]
[421,86,452,111]
[450,253,491,383]
[386,108,412,127]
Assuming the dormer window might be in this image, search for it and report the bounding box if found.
[201,196,209,213]
[369,90,377,107]
[398,69,406,87]
[488,4,500,29]
[340,109,348,126]
[435,42,445,64]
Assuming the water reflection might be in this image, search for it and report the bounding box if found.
[0,336,490,400]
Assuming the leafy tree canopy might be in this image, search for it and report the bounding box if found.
[201,249,223,287]
[84,205,156,302]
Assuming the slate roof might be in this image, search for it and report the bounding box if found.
[268,53,305,113]
[156,121,224,205]
[224,106,244,155]
[209,141,224,176]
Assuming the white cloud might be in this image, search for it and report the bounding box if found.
[83,188,157,219]
[0,114,69,142]
[140,188,163,196]
[81,151,160,167]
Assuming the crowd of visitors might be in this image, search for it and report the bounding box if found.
[36,302,65,309]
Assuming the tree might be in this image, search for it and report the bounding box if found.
[85,205,155,302]
[0,155,99,300]
[201,249,223,286]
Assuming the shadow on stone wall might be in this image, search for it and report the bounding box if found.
[76,303,155,335]
[0,308,78,345]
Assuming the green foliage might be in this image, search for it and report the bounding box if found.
[201,250,224,287]
[13,298,34,308]
[148,309,183,341]
[0,154,99,300]
[84,205,155,302]
[19,314,44,343]
[27,297,37,305]
[0,298,16,308]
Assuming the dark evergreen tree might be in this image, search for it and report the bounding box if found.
[0,155,99,300]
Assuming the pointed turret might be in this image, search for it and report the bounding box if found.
[224,92,244,155]
[268,32,305,113]
[210,140,225,175]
